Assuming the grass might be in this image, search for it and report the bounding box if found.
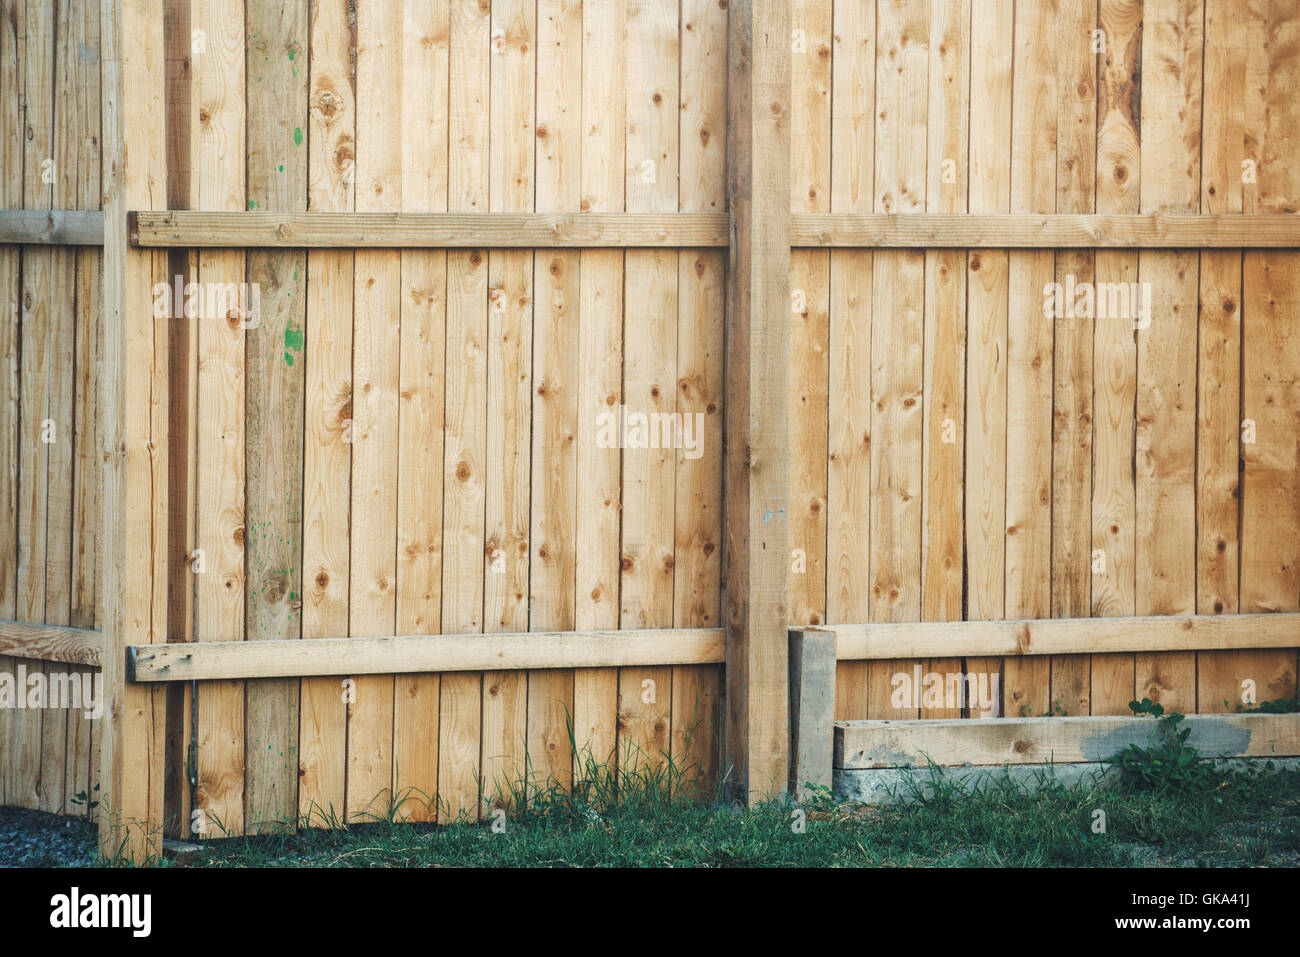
[106,748,1300,868]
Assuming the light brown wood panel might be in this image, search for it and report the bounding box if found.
[1003,0,1054,717]
[961,1,1011,716]
[1090,0,1142,716]
[827,0,874,720]
[298,0,355,828]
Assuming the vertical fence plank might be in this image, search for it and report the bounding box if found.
[1090,0,1141,716]
[13,0,54,812]
[481,0,534,811]
[1049,0,1097,717]
[243,0,308,834]
[619,0,678,780]
[99,0,169,859]
[1195,0,1247,713]
[920,0,968,718]
[672,0,728,795]
[39,0,80,813]
[724,0,791,800]
[438,0,490,821]
[193,0,247,837]
[788,0,830,632]
[162,0,194,836]
[1135,0,1201,713]
[346,0,402,822]
[1003,0,1054,718]
[826,0,874,721]
[67,0,102,814]
[573,1,625,778]
[298,0,354,827]
[868,0,927,718]
[0,0,21,806]
[392,0,449,822]
[963,0,1011,714]
[526,0,581,798]
[1239,0,1300,707]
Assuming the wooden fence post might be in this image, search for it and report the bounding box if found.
[789,629,835,798]
[99,0,168,860]
[724,0,791,803]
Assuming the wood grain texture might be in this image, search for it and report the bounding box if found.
[1090,0,1142,715]
[826,0,873,721]
[298,0,354,827]
[344,0,401,824]
[243,0,307,835]
[392,0,449,824]
[526,0,581,799]
[572,0,624,781]
[1135,0,1202,714]
[0,619,101,665]
[0,209,103,244]
[1003,0,1054,717]
[128,210,1300,249]
[481,0,534,812]
[619,0,679,782]
[193,0,247,837]
[964,1,1011,718]
[1049,0,1097,718]
[671,0,727,796]
[920,0,969,717]
[98,0,169,857]
[1230,0,1300,713]
[130,629,728,682]
[825,613,1300,660]
[0,17,18,761]
[724,0,791,799]
[867,0,927,719]
[437,0,490,822]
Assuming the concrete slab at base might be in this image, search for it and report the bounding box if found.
[833,757,1300,805]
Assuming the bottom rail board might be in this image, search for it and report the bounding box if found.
[128,627,726,681]
[834,714,1300,769]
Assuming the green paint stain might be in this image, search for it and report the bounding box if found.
[248,199,258,210]
[283,324,304,367]
[278,164,284,172]
[292,269,299,282]
[288,50,296,61]
[293,127,303,147]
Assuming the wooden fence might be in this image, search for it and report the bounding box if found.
[1,0,1299,857]
[0,0,101,817]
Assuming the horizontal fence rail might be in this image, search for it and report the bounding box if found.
[813,614,1300,660]
[0,620,103,666]
[131,211,733,247]
[128,627,727,681]
[793,213,1300,247]
[834,714,1300,769]
[0,210,105,244]
[8,210,1275,249]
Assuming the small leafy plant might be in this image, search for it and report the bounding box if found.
[1116,698,1214,794]
[1233,693,1300,715]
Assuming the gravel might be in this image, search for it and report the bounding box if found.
[0,806,97,867]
